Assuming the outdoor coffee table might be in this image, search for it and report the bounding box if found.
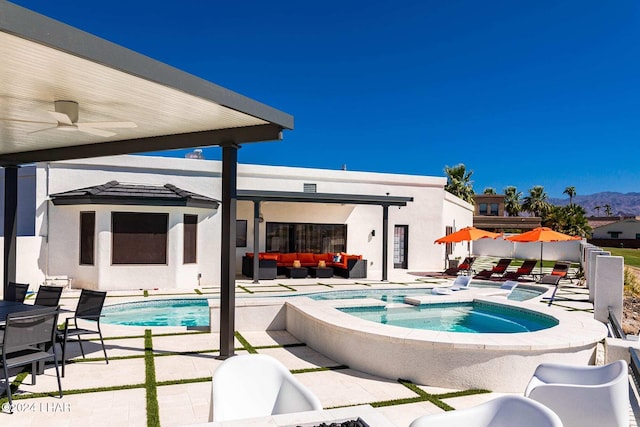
[309,266,333,278]
[286,267,308,278]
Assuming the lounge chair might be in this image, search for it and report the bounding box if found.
[500,280,519,296]
[425,257,475,277]
[538,274,563,306]
[473,258,511,280]
[549,261,570,279]
[525,360,629,427]
[409,395,563,427]
[209,354,322,422]
[500,259,537,281]
[431,275,472,294]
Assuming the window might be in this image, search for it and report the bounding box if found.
[112,212,168,264]
[490,203,499,216]
[79,211,95,265]
[445,225,453,258]
[608,231,621,239]
[266,222,346,253]
[236,219,247,247]
[303,183,317,193]
[636,233,640,240]
[184,214,197,264]
[479,203,488,215]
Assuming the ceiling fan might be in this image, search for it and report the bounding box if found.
[2,100,137,137]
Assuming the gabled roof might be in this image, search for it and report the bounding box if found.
[50,181,219,209]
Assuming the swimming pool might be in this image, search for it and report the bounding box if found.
[308,285,545,302]
[339,301,558,333]
[100,284,547,327]
[102,298,209,327]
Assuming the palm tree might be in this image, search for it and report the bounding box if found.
[604,204,612,216]
[522,185,551,217]
[503,186,522,217]
[594,205,601,216]
[543,204,591,237]
[563,186,576,206]
[444,164,475,204]
[483,187,497,195]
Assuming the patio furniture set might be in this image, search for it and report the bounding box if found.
[0,285,109,413]
[242,252,367,279]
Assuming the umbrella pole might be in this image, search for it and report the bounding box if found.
[540,243,544,275]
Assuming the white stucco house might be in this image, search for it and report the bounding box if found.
[592,218,640,240]
[0,154,473,290]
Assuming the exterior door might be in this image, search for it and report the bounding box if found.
[393,225,408,269]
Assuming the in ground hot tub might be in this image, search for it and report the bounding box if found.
[285,291,607,392]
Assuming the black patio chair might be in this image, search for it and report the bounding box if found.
[34,285,64,307]
[1,306,63,412]
[5,282,29,303]
[58,289,108,377]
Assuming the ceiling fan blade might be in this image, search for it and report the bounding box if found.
[77,127,115,137]
[27,126,59,135]
[0,117,56,125]
[77,121,137,129]
[49,111,73,126]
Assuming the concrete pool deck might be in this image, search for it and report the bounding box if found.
[0,265,636,426]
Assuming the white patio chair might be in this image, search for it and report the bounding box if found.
[431,275,472,295]
[409,395,562,427]
[209,354,322,422]
[525,360,629,427]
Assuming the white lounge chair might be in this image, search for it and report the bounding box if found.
[500,280,518,297]
[209,354,323,422]
[409,395,563,427]
[431,275,472,295]
[525,360,629,427]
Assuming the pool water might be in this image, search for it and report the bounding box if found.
[100,286,547,327]
[339,301,557,333]
[308,286,544,303]
[102,299,208,327]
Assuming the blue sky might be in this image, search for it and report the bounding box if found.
[11,1,640,198]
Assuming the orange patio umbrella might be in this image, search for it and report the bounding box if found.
[435,227,502,267]
[505,227,581,275]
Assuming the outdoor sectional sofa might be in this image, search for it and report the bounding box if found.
[242,252,367,279]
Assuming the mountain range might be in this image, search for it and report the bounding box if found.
[549,192,640,216]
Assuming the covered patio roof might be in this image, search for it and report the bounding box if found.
[238,190,414,283]
[0,1,294,357]
[238,190,413,206]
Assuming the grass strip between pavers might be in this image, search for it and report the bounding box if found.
[360,379,490,412]
[234,331,257,353]
[0,371,29,402]
[144,329,160,427]
[237,285,254,294]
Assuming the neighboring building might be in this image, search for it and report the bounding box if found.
[587,216,637,231]
[0,155,473,290]
[472,194,540,232]
[589,218,640,248]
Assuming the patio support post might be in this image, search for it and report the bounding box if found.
[219,143,238,358]
[382,204,389,281]
[3,166,18,298]
[253,200,260,283]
